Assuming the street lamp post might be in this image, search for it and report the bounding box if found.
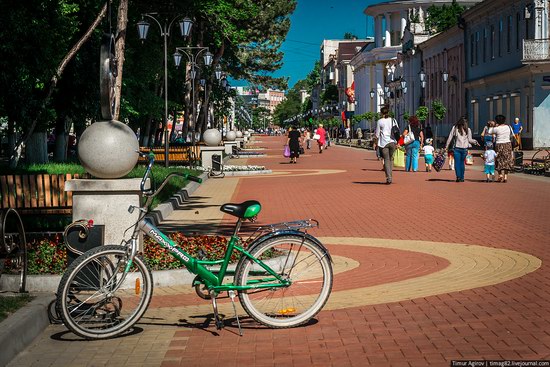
[137,14,192,167]
[419,68,448,147]
[173,47,213,145]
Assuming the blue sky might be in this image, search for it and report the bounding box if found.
[276,0,380,88]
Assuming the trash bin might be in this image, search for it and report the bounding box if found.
[212,154,222,172]
[514,151,523,167]
[65,222,104,288]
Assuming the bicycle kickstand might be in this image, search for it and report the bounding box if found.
[210,291,224,330]
[228,290,243,336]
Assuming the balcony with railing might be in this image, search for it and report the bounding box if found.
[523,39,550,63]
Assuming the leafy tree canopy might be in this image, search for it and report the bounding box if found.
[425,1,466,34]
[343,32,358,40]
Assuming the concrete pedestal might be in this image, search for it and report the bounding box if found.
[65,178,147,247]
[235,138,244,148]
[224,141,238,155]
[200,146,225,170]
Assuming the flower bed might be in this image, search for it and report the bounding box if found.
[177,165,267,172]
[2,233,242,275]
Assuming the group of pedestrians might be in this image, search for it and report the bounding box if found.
[285,124,328,164]
[374,105,518,184]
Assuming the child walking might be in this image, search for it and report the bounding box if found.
[423,138,435,172]
[483,142,498,182]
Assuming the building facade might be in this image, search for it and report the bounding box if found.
[352,0,481,131]
[463,0,550,148]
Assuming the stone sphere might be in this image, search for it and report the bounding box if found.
[225,131,237,141]
[243,131,250,137]
[78,120,139,178]
[236,131,243,138]
[203,128,222,146]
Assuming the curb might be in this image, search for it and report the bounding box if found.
[145,172,209,226]
[0,293,54,367]
[222,169,272,176]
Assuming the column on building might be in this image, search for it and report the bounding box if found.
[534,0,548,39]
[400,11,407,40]
[385,13,392,47]
[375,63,385,111]
[375,15,383,48]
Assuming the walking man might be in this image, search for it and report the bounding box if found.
[374,106,397,184]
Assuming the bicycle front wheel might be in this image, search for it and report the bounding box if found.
[56,245,153,339]
[236,235,333,328]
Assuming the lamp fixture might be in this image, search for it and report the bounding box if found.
[419,69,426,82]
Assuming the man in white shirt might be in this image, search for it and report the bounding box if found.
[374,106,397,184]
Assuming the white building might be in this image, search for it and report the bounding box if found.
[351,0,481,130]
[464,0,550,148]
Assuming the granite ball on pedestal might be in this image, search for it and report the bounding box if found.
[78,120,139,178]
[236,131,243,138]
[203,128,222,146]
[225,131,237,141]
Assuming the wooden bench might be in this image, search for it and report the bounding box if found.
[138,146,202,165]
[0,174,82,215]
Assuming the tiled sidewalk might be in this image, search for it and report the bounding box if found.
[9,135,550,367]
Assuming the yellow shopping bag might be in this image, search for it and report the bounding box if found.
[393,148,405,168]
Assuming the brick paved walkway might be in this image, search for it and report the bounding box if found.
[9,135,550,367]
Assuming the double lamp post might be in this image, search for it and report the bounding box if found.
[137,13,214,167]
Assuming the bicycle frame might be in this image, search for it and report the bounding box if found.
[137,218,291,293]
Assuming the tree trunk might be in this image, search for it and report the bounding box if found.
[53,131,68,162]
[142,116,153,147]
[9,2,109,168]
[113,0,128,120]
[53,116,70,162]
[25,132,49,164]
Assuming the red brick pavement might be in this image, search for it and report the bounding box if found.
[160,135,550,366]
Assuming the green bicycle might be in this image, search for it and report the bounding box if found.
[56,152,333,339]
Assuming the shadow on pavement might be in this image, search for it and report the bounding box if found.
[427,178,456,182]
[50,326,145,341]
[352,181,387,185]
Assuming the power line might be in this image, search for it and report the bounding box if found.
[285,39,320,46]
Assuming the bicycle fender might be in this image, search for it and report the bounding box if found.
[248,230,333,263]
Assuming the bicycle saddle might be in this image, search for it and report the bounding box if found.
[220,200,261,219]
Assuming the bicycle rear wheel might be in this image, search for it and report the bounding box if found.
[56,245,153,339]
[235,235,332,328]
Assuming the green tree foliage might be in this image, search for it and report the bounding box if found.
[321,84,338,104]
[273,88,302,126]
[343,32,358,40]
[0,0,296,165]
[431,99,447,121]
[425,1,466,34]
[416,106,429,122]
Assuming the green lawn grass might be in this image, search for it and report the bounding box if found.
[0,294,33,322]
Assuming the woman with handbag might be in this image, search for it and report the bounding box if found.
[314,123,327,154]
[286,126,302,164]
[445,117,479,182]
[487,114,514,182]
[401,115,424,172]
